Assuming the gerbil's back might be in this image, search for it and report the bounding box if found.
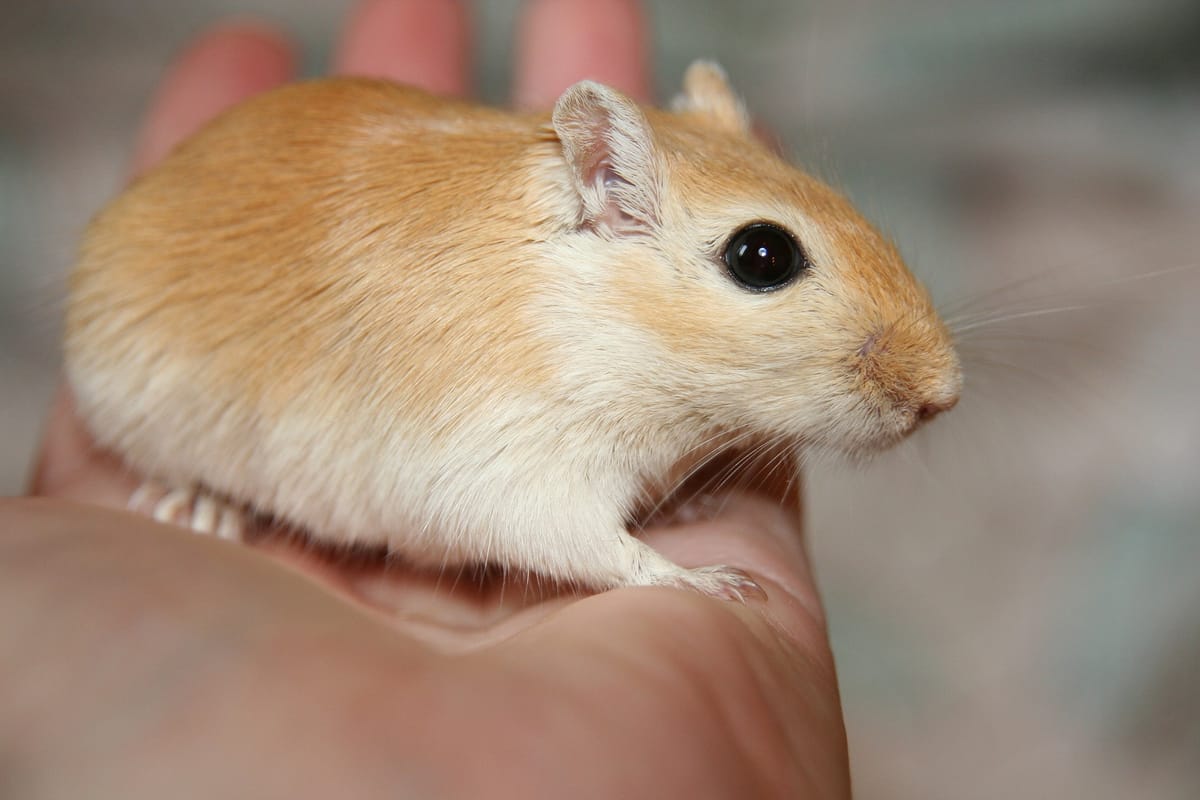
[66,79,562,493]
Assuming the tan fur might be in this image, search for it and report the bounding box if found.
[72,82,557,422]
[671,60,751,134]
[65,65,960,596]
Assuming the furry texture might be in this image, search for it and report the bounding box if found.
[64,65,960,595]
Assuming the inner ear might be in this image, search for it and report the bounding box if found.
[671,60,750,135]
[552,80,661,233]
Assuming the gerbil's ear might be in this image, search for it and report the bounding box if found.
[552,81,662,233]
[671,60,750,135]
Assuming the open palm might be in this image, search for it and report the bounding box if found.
[6,2,849,797]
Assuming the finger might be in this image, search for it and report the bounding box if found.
[514,0,651,109]
[26,384,137,507]
[522,585,849,797]
[334,0,471,96]
[132,23,296,175]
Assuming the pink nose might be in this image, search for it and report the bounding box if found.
[917,394,958,421]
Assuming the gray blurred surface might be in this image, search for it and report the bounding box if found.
[3,1,1199,797]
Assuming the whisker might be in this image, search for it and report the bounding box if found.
[684,437,780,517]
[637,427,764,524]
[950,303,1092,335]
[936,225,1187,316]
[943,262,1196,331]
[662,427,758,479]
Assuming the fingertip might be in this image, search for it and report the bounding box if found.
[26,384,81,496]
[334,0,471,96]
[132,21,296,175]
[514,0,651,110]
[27,383,135,508]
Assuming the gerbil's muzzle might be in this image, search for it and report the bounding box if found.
[856,321,962,428]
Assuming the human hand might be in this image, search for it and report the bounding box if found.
[8,2,850,797]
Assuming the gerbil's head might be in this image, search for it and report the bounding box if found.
[549,61,961,457]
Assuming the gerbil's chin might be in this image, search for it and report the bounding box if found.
[812,414,919,464]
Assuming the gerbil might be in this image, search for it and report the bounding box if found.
[64,61,961,599]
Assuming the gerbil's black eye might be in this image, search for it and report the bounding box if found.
[723,222,808,292]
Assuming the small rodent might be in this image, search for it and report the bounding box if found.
[64,61,961,600]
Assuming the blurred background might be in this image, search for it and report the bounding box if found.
[2,0,1198,796]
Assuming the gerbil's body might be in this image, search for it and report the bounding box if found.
[66,64,961,596]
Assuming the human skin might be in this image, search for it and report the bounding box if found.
[1,1,851,797]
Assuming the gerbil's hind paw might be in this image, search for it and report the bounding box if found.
[664,565,767,603]
[128,482,245,542]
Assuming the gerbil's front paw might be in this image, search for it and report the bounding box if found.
[665,565,767,603]
[128,482,245,542]
[605,535,767,602]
